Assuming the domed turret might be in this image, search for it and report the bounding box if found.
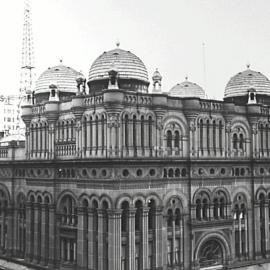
[152,69,162,93]
[224,65,270,104]
[88,44,149,93]
[34,62,83,103]
[169,77,205,99]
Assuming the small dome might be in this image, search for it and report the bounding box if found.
[224,68,270,98]
[152,69,162,81]
[88,48,149,83]
[169,79,205,98]
[35,64,83,95]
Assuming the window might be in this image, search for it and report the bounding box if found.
[167,130,172,148]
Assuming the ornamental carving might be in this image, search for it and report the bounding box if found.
[108,114,119,128]
[225,123,231,133]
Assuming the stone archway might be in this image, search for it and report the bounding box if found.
[198,239,224,269]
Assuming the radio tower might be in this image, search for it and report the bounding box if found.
[20,0,35,96]
[17,0,35,132]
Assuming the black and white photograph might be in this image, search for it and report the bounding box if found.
[0,0,269,269]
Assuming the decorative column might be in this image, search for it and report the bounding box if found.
[87,209,94,270]
[108,209,122,270]
[154,207,163,269]
[92,119,97,156]
[97,209,105,270]
[40,204,47,265]
[25,202,32,263]
[48,204,56,269]
[77,207,87,270]
[225,123,231,158]
[33,203,40,263]
[252,125,258,158]
[6,206,13,256]
[81,121,86,158]
[128,207,136,270]
[13,206,18,256]
[142,207,149,269]
[254,203,261,259]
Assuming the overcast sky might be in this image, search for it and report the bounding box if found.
[1,0,270,99]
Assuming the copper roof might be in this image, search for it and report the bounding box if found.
[35,64,83,94]
[88,48,149,83]
[169,80,205,99]
[224,68,270,98]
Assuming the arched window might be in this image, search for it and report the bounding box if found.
[101,115,105,152]
[260,124,264,153]
[175,208,181,226]
[239,134,244,150]
[95,116,99,152]
[233,133,238,149]
[206,120,210,153]
[213,121,216,153]
[196,199,201,220]
[133,115,137,150]
[148,199,156,230]
[219,121,223,152]
[199,119,203,152]
[135,200,142,231]
[167,130,172,148]
[202,198,208,220]
[213,198,219,219]
[121,201,129,233]
[148,116,152,148]
[141,116,144,150]
[220,197,225,218]
[124,115,129,148]
[175,131,180,148]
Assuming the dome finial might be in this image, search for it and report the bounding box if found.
[246,62,250,69]
[185,75,188,81]
[60,59,63,64]
[116,39,120,48]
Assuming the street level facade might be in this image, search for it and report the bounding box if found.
[0,47,270,270]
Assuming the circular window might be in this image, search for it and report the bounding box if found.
[102,169,107,177]
[136,169,142,177]
[220,168,225,175]
[149,169,156,176]
[123,169,129,177]
[82,169,87,177]
[92,169,97,177]
[210,168,215,175]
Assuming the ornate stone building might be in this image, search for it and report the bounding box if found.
[0,46,270,270]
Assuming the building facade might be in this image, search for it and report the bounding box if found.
[0,47,270,270]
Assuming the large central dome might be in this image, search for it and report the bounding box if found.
[88,47,149,93]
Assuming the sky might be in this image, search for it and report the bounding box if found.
[1,0,270,99]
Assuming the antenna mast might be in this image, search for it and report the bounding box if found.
[17,0,35,131]
[20,0,35,96]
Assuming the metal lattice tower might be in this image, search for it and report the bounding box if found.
[20,0,35,96]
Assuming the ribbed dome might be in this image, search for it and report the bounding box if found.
[224,68,270,98]
[169,80,205,98]
[35,64,82,94]
[88,48,149,83]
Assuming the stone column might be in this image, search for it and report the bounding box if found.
[108,210,122,270]
[33,203,40,263]
[48,205,56,268]
[88,209,94,270]
[154,207,163,269]
[77,207,87,270]
[86,119,91,157]
[142,207,149,269]
[81,121,86,158]
[265,204,270,257]
[6,207,13,256]
[92,119,97,156]
[25,203,32,262]
[254,203,261,259]
[97,209,105,270]
[128,207,136,270]
[13,207,18,256]
[40,204,47,265]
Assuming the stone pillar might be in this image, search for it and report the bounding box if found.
[33,203,40,263]
[128,208,136,270]
[254,203,261,259]
[247,208,253,260]
[81,121,86,158]
[77,207,87,270]
[13,207,18,256]
[86,119,91,157]
[142,207,149,269]
[98,209,105,270]
[88,209,94,270]
[265,204,270,257]
[6,207,13,256]
[154,207,163,268]
[40,205,46,265]
[48,205,56,268]
[25,203,32,262]
[108,210,122,270]
[92,119,97,156]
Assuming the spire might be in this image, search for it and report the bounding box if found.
[20,0,35,95]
